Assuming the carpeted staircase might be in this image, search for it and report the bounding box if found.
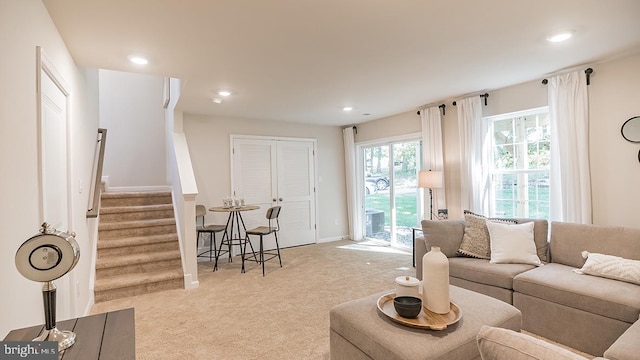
[94,191,184,303]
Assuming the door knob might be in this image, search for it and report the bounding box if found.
[279,198,283,201]
[272,198,277,202]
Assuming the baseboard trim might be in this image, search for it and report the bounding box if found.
[105,185,172,193]
[183,274,199,289]
[318,236,350,243]
[83,292,94,316]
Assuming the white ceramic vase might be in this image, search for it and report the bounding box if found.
[421,246,450,314]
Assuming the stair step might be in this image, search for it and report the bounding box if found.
[100,191,172,207]
[97,249,181,269]
[98,234,178,249]
[98,221,176,240]
[98,234,179,257]
[100,204,174,213]
[99,218,175,231]
[96,258,182,279]
[94,270,183,303]
[100,204,175,222]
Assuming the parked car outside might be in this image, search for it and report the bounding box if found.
[366,174,389,191]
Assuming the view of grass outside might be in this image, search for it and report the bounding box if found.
[365,191,417,228]
[494,186,549,219]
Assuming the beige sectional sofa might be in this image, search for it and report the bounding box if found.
[416,220,640,358]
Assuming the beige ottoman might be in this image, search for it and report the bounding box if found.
[330,285,521,360]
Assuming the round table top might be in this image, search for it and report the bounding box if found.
[209,205,260,212]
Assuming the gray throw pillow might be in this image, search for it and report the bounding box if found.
[420,219,465,258]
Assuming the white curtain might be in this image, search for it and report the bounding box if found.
[343,126,363,240]
[420,106,446,218]
[548,71,592,224]
[457,96,491,215]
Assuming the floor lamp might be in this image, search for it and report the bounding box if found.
[419,170,443,220]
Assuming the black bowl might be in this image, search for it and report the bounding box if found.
[393,296,422,318]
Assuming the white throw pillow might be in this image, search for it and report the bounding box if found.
[573,251,640,285]
[486,220,541,266]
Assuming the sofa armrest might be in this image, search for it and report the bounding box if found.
[604,320,640,360]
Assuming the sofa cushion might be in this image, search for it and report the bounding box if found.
[476,325,592,360]
[487,220,542,266]
[513,263,640,323]
[421,219,465,258]
[449,257,537,290]
[604,318,640,360]
[550,221,640,268]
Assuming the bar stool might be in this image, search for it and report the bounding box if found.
[245,206,282,276]
[196,204,226,263]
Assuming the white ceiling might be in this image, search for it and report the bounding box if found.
[43,0,640,126]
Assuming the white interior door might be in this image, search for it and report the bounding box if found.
[41,69,68,231]
[275,140,315,248]
[38,48,74,320]
[232,137,316,250]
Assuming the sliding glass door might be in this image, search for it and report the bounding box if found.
[362,140,421,248]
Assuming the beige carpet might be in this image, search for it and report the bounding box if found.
[90,240,592,359]
[91,240,413,359]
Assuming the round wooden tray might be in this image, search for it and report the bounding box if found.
[376,292,462,330]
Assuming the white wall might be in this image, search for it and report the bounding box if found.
[0,0,99,337]
[183,115,348,241]
[589,52,640,227]
[355,51,640,228]
[99,70,167,188]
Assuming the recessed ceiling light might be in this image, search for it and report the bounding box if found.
[343,106,353,112]
[218,90,232,97]
[212,97,223,104]
[128,56,149,65]
[547,31,573,43]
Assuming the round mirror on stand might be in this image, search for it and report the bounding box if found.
[621,116,640,163]
[15,223,80,352]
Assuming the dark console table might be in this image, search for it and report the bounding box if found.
[3,308,135,360]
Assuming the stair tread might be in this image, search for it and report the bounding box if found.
[97,234,178,249]
[94,269,183,292]
[101,191,171,199]
[100,204,174,213]
[98,218,175,231]
[96,249,181,268]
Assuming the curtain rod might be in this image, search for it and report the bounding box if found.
[416,104,446,116]
[452,93,489,107]
[416,92,489,116]
[541,67,594,85]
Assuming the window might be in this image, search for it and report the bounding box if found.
[487,107,550,219]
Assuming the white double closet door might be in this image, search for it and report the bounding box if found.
[231,136,317,251]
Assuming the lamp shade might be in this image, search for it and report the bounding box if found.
[418,170,443,189]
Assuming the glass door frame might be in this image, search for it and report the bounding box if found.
[356,133,424,248]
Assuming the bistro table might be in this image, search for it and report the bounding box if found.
[209,205,260,272]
